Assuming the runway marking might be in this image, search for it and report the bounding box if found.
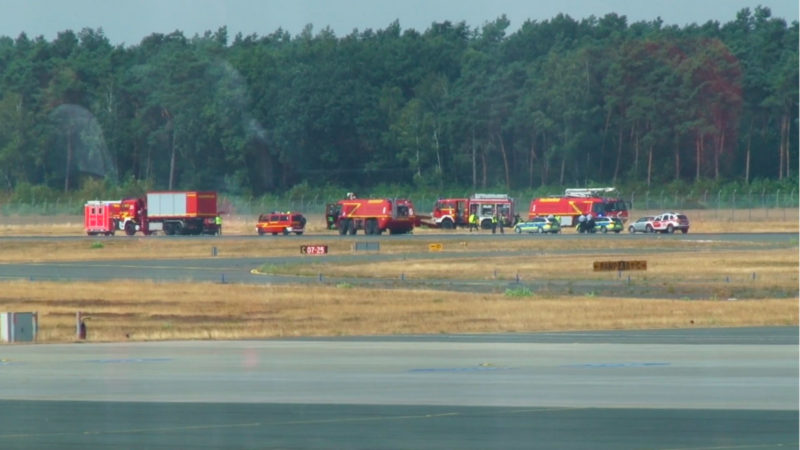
[0,407,582,439]
[564,362,670,368]
[661,444,798,450]
[84,358,173,364]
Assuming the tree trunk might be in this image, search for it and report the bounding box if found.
[714,129,725,180]
[559,158,565,186]
[674,137,681,181]
[480,145,487,189]
[471,128,477,189]
[496,132,510,190]
[647,145,653,187]
[64,126,73,192]
[612,126,623,184]
[529,138,537,188]
[778,114,786,180]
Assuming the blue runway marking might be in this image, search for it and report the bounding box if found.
[84,358,173,364]
[565,362,670,368]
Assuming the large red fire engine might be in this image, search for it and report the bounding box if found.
[326,195,416,235]
[528,187,628,226]
[84,191,220,236]
[428,193,515,230]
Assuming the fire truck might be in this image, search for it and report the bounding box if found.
[528,187,628,226]
[326,197,416,235]
[428,193,515,230]
[84,191,220,236]
[84,200,121,236]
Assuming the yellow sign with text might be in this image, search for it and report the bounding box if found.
[428,243,443,252]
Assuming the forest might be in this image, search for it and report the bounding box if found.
[0,6,796,201]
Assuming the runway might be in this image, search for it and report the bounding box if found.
[0,328,797,449]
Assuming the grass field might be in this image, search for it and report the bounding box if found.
[0,211,796,343]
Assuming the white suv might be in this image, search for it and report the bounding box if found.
[650,212,690,234]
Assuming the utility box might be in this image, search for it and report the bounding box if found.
[0,312,38,343]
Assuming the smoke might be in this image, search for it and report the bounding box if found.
[49,104,118,181]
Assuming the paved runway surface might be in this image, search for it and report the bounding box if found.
[0,328,797,449]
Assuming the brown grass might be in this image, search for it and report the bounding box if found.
[0,280,795,342]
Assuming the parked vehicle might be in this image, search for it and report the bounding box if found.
[326,195,416,235]
[593,217,624,233]
[628,216,655,233]
[256,212,306,235]
[426,193,515,230]
[650,212,690,234]
[84,200,121,236]
[84,191,220,236]
[514,217,560,234]
[529,187,628,227]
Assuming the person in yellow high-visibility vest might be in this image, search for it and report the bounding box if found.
[468,213,478,232]
[215,215,222,235]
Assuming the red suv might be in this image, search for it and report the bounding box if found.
[256,212,306,235]
[650,212,690,234]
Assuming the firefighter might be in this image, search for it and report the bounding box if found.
[496,212,504,234]
[468,213,477,232]
[215,215,222,235]
[491,214,498,234]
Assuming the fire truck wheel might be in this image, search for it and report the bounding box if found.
[124,221,136,236]
[258,230,265,236]
[282,228,289,235]
[441,218,454,229]
[348,221,357,235]
[338,220,348,235]
[295,231,303,235]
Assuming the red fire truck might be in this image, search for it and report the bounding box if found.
[84,200,121,236]
[528,187,628,226]
[84,191,220,236]
[326,197,416,235]
[429,193,515,230]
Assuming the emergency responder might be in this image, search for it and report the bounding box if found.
[468,212,478,232]
[496,213,504,234]
[215,215,222,235]
[491,214,498,234]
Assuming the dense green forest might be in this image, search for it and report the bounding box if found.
[0,6,796,201]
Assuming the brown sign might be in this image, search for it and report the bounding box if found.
[593,260,647,271]
[300,245,328,255]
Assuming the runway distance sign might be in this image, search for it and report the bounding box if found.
[428,243,443,252]
[300,245,328,255]
[593,260,647,271]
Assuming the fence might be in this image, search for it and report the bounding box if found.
[1,189,797,221]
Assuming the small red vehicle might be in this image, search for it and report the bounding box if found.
[256,212,306,235]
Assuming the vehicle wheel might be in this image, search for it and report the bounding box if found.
[481,219,492,230]
[283,228,289,236]
[125,221,136,236]
[628,226,635,233]
[645,224,653,233]
[602,227,608,234]
[667,224,674,234]
[295,231,303,235]
[681,229,688,234]
[348,220,357,235]
[614,230,620,233]
[338,220,349,235]
[258,230,264,236]
[514,226,521,234]
[441,218,454,230]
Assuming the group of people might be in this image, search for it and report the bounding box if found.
[576,213,596,233]
[467,212,505,234]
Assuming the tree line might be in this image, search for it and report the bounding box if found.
[0,6,796,198]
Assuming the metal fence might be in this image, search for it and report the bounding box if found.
[1,189,797,220]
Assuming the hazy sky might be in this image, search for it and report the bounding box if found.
[0,0,797,46]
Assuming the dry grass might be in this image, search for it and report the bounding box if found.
[0,280,795,343]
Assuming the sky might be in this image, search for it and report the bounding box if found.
[0,0,797,46]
